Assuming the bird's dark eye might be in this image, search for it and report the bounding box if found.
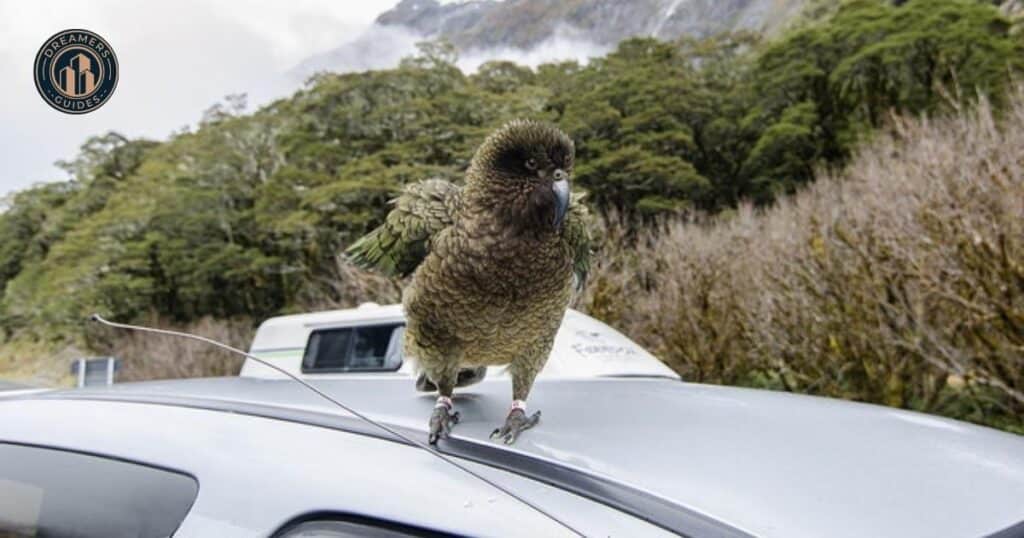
[524,158,537,171]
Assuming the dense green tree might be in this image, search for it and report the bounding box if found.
[0,0,1019,336]
[750,0,1023,192]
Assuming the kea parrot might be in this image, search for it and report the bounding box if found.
[345,119,591,445]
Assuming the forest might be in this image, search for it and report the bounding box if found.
[1,0,1022,431]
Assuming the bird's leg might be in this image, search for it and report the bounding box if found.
[428,396,459,444]
[490,400,541,445]
[490,365,541,445]
[427,373,459,445]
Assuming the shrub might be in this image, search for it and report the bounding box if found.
[582,89,1024,432]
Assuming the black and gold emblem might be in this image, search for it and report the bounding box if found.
[34,29,118,114]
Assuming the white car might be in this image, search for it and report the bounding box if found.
[240,303,678,381]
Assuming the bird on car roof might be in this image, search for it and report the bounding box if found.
[346,119,591,445]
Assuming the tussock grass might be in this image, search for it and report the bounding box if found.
[85,315,254,382]
[0,339,81,387]
[582,90,1024,432]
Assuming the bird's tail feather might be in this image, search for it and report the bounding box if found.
[414,367,488,392]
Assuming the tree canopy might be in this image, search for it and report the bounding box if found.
[1,0,1020,335]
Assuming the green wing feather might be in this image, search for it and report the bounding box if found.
[564,192,592,292]
[345,179,461,277]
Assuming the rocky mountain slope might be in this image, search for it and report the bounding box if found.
[294,0,808,76]
[377,0,807,48]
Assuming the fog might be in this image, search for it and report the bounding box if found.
[0,0,393,197]
[293,23,611,77]
[0,1,606,198]
[458,26,612,72]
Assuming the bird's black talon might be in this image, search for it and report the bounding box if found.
[428,405,458,445]
[492,408,541,445]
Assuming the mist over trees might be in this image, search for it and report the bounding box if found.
[1,0,1021,428]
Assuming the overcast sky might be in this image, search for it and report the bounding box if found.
[0,0,398,197]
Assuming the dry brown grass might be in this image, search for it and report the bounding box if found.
[581,90,1024,431]
[0,339,83,387]
[85,315,255,382]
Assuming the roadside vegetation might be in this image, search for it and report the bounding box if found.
[1,0,1021,431]
[584,92,1024,432]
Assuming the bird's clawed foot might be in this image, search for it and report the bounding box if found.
[428,397,460,445]
[490,404,541,445]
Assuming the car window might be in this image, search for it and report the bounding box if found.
[351,325,396,367]
[304,327,354,370]
[0,443,198,538]
[303,324,403,373]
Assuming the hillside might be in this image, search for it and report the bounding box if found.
[1,0,1022,430]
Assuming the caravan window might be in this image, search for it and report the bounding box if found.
[302,324,404,373]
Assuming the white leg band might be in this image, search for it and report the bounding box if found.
[435,396,453,409]
[511,399,527,412]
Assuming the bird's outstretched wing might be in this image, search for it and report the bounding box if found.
[564,193,592,292]
[345,179,461,277]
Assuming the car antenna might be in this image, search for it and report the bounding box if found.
[89,313,583,537]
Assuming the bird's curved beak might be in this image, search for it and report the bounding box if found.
[552,170,570,229]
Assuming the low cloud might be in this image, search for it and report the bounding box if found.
[0,0,394,197]
[1,1,608,198]
[293,22,611,79]
[457,27,612,72]
[290,25,424,80]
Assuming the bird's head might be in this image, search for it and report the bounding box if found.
[468,119,574,232]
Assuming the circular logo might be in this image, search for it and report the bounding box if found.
[34,29,118,114]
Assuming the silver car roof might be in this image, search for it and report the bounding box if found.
[2,398,682,537]
[14,377,1024,538]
